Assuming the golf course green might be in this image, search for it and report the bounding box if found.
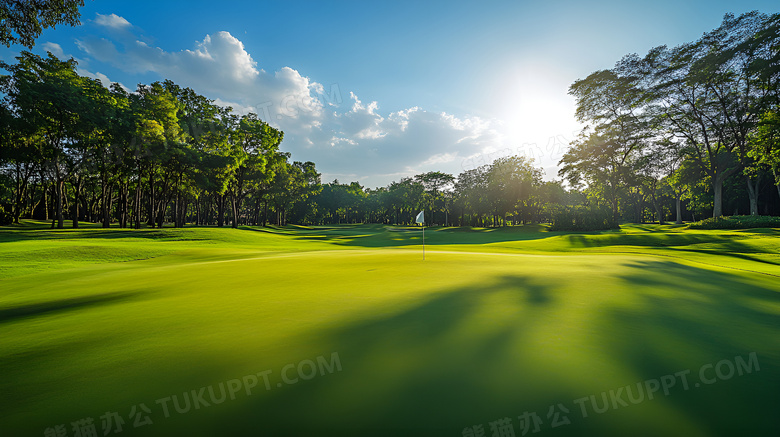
[1,222,778,436]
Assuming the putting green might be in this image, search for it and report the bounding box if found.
[1,222,778,436]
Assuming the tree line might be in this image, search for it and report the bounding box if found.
[0,52,321,228]
[1,11,778,230]
[560,11,780,223]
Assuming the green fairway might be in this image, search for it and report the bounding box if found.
[1,222,779,436]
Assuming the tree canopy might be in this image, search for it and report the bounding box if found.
[1,11,779,229]
[0,0,85,48]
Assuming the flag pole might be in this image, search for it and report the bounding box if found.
[415,210,425,261]
[422,223,425,260]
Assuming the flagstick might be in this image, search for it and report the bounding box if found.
[422,225,425,261]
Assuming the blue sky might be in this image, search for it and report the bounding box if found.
[2,0,779,187]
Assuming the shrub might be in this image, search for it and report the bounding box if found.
[688,215,780,229]
[0,204,13,226]
[548,205,619,231]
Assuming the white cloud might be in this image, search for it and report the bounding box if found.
[94,13,131,30]
[73,25,510,187]
[79,70,131,93]
[40,42,65,58]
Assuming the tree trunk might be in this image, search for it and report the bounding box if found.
[745,175,760,216]
[13,162,30,224]
[56,179,64,229]
[217,194,225,227]
[611,195,619,223]
[82,194,90,224]
[120,183,129,228]
[654,202,664,225]
[231,194,239,229]
[53,159,64,229]
[147,172,156,228]
[42,175,49,221]
[675,196,683,224]
[634,192,642,223]
[194,197,199,226]
[712,174,725,217]
[72,176,82,228]
[179,196,187,228]
[134,173,142,229]
[174,191,181,228]
[102,179,111,228]
[156,197,165,228]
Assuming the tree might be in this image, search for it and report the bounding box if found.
[748,109,780,201]
[454,165,490,226]
[0,51,92,228]
[645,12,779,217]
[1,0,85,48]
[413,171,454,225]
[562,66,651,221]
[487,156,542,225]
[132,81,193,228]
[0,98,40,224]
[227,113,283,228]
[661,148,701,224]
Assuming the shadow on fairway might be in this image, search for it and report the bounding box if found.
[0,228,212,244]
[278,224,562,248]
[606,260,780,436]
[566,232,780,267]
[6,260,778,437]
[208,274,567,437]
[206,262,780,437]
[0,291,148,325]
[565,232,745,249]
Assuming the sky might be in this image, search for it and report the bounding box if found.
[2,0,779,188]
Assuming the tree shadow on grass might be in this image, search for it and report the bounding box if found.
[566,232,780,267]
[204,274,569,437]
[278,224,561,249]
[205,262,780,437]
[566,232,744,249]
[3,254,779,436]
[0,228,214,244]
[0,291,148,325]
[605,260,780,436]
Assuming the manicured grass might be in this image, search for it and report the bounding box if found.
[1,221,778,436]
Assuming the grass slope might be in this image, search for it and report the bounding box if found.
[1,221,778,436]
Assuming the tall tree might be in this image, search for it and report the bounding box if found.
[0,0,84,48]
[563,66,650,221]
[748,109,780,201]
[414,171,454,225]
[227,113,283,228]
[645,12,779,216]
[487,156,542,225]
[0,51,89,228]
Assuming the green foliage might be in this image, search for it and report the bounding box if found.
[5,11,780,230]
[687,215,780,229]
[0,203,12,225]
[566,11,780,218]
[0,0,84,48]
[548,204,620,231]
[747,109,780,183]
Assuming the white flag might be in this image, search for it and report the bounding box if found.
[415,210,424,224]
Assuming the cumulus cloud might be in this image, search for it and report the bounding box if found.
[73,16,507,187]
[94,13,131,30]
[80,70,131,93]
[40,42,65,58]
